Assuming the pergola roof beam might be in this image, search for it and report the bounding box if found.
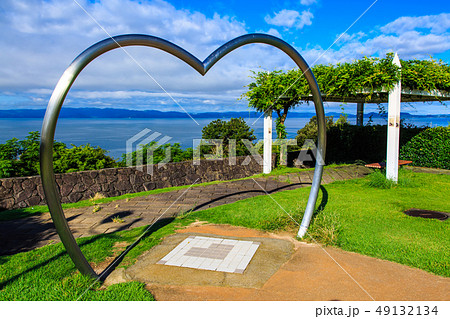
[298,88,450,104]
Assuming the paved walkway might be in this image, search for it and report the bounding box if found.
[132,224,449,301]
[0,165,371,256]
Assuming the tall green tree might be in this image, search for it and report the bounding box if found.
[242,69,303,139]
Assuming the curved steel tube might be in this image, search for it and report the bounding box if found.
[40,33,326,278]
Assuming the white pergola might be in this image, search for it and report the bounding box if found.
[263,53,450,181]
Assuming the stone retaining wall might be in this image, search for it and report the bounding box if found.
[0,156,269,210]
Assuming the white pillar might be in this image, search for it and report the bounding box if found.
[386,53,401,182]
[263,111,272,174]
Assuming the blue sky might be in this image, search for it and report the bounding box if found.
[0,0,449,116]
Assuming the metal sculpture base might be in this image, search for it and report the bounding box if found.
[40,33,326,278]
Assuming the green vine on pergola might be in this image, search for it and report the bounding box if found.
[311,53,450,102]
[243,53,450,138]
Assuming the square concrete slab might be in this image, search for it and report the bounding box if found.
[157,235,260,274]
[121,232,294,289]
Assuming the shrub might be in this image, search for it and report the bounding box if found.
[53,144,118,173]
[400,126,450,169]
[0,131,118,178]
[0,160,15,178]
[365,170,397,189]
[201,117,256,156]
[119,142,192,167]
[327,123,425,164]
[295,115,336,148]
[294,116,426,164]
[365,169,424,189]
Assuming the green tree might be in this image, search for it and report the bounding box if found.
[53,144,117,173]
[16,131,42,176]
[169,144,193,163]
[119,142,192,166]
[0,137,20,178]
[0,137,20,160]
[243,70,307,165]
[201,117,256,156]
[0,159,15,178]
[242,70,303,139]
[0,131,118,177]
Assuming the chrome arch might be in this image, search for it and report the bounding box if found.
[40,33,326,278]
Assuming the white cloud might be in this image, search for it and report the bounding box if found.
[300,0,317,5]
[68,90,244,102]
[335,31,366,45]
[266,28,282,38]
[297,10,314,29]
[380,13,450,35]
[1,1,449,116]
[366,31,450,57]
[303,13,450,65]
[265,9,300,28]
[265,9,313,29]
[31,97,45,102]
[27,89,54,95]
[0,0,299,112]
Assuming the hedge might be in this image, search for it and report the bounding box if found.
[400,126,450,169]
[294,116,425,164]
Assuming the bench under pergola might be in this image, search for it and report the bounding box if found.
[263,54,450,182]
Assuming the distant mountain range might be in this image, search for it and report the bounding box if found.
[0,108,449,119]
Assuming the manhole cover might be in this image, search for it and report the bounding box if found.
[404,209,449,221]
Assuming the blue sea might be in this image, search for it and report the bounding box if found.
[0,116,448,159]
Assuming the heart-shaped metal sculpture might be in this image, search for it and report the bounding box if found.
[40,34,326,278]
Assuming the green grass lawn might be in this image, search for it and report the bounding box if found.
[0,218,185,301]
[184,169,450,277]
[0,169,448,300]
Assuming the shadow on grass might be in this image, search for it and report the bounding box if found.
[0,210,144,256]
[0,217,174,289]
[188,182,312,213]
[317,185,329,213]
[0,213,82,256]
[308,185,329,221]
[0,236,98,290]
[99,217,174,281]
[0,209,41,221]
